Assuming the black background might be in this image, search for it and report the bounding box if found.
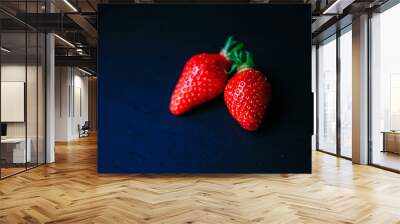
[98,4,313,173]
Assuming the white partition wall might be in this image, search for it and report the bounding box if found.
[55,67,89,141]
[1,82,24,122]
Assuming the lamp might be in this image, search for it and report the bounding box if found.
[1,47,11,53]
[54,34,75,48]
[63,0,78,12]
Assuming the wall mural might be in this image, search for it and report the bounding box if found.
[170,36,272,131]
[98,4,312,173]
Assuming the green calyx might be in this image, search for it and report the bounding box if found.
[236,51,255,71]
[221,36,244,71]
[221,36,240,58]
[228,50,255,74]
[221,36,255,74]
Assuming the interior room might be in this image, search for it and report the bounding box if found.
[54,66,91,141]
[0,26,46,178]
[0,0,400,223]
[370,3,400,171]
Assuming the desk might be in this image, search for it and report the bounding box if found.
[382,131,400,154]
[1,138,31,163]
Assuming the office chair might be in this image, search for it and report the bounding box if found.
[79,121,90,138]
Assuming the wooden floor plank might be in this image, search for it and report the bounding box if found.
[1,135,400,223]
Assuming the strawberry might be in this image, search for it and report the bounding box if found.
[169,37,243,116]
[224,52,271,131]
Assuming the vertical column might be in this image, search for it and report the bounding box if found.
[55,67,73,141]
[352,14,369,164]
[46,0,55,163]
[336,30,341,156]
[88,77,97,132]
[312,45,317,150]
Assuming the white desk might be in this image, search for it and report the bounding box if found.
[1,138,31,163]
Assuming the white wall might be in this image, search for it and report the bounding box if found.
[1,65,27,139]
[55,67,89,141]
[1,64,42,137]
[55,66,70,141]
[72,73,89,138]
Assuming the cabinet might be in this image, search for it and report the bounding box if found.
[1,138,32,164]
[382,132,400,154]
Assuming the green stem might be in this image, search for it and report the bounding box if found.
[221,36,247,74]
[221,36,236,55]
[237,51,255,71]
[221,36,244,62]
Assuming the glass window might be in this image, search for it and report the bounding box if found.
[371,3,400,171]
[0,1,46,179]
[27,30,39,169]
[312,46,317,150]
[317,36,337,154]
[1,31,28,178]
[339,28,352,158]
[38,32,46,165]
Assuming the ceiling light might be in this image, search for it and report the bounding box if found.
[63,0,78,12]
[78,67,93,76]
[322,0,354,15]
[54,34,75,48]
[76,48,85,56]
[322,0,342,14]
[1,47,11,53]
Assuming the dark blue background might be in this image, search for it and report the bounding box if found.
[98,4,312,173]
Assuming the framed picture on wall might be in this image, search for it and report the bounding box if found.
[98,4,312,173]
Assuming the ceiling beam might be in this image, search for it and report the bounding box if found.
[55,55,96,71]
[51,0,97,46]
[67,13,97,40]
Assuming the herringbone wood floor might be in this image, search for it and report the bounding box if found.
[1,135,400,224]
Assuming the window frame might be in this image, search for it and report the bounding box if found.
[315,24,353,160]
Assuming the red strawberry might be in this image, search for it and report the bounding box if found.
[224,52,271,131]
[169,37,243,116]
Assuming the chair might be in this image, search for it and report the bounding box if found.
[79,121,90,138]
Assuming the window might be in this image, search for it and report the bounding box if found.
[370,3,400,171]
[317,36,337,154]
[0,2,47,179]
[316,26,353,158]
[339,28,352,158]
